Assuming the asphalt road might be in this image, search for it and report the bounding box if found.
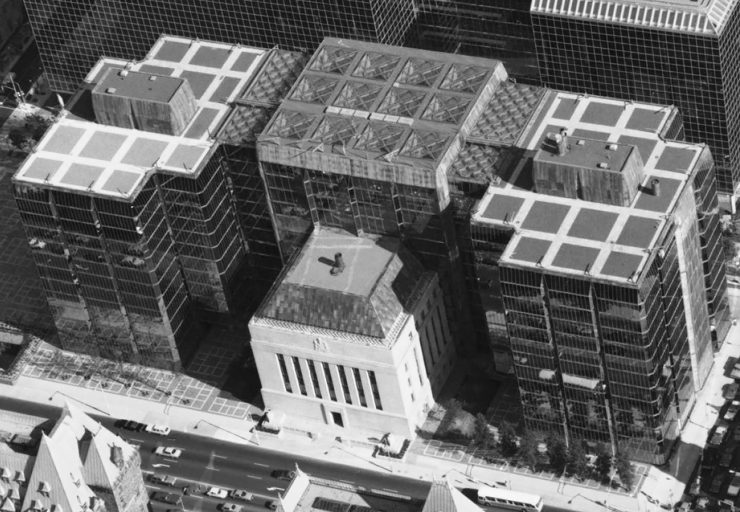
[0,396,573,512]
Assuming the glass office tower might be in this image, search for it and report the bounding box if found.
[22,0,418,93]
[530,0,740,196]
[415,0,539,84]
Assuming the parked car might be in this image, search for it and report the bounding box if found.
[149,474,177,487]
[271,470,296,481]
[231,490,253,502]
[221,505,242,512]
[145,424,171,436]
[719,450,734,468]
[206,487,229,499]
[710,425,729,446]
[183,483,207,496]
[151,492,182,505]
[725,400,740,421]
[122,420,145,431]
[265,500,277,511]
[710,474,726,494]
[154,446,182,458]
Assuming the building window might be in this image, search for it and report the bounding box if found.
[308,360,323,399]
[413,347,424,386]
[277,354,292,393]
[353,368,368,407]
[292,356,307,396]
[369,371,383,410]
[322,362,338,401]
[338,365,353,404]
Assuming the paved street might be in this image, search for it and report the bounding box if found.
[0,395,577,512]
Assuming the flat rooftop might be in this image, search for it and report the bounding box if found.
[536,137,636,172]
[13,35,265,199]
[94,68,184,103]
[531,0,738,35]
[472,91,704,284]
[284,231,396,297]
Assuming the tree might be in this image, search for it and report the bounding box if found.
[594,443,613,482]
[566,440,589,478]
[472,413,489,448]
[614,452,635,490]
[546,434,568,474]
[499,421,518,457]
[7,128,30,153]
[519,430,540,470]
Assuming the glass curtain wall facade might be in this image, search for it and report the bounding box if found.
[499,230,696,463]
[14,151,245,369]
[531,3,740,194]
[23,0,418,93]
[415,1,539,84]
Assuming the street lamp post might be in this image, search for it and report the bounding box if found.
[49,390,110,416]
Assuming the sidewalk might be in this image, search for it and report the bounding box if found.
[2,312,740,512]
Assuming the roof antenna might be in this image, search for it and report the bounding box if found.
[330,252,345,276]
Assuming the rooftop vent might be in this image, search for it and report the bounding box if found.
[330,252,345,276]
[105,87,116,94]
[577,139,585,146]
[111,445,124,469]
[651,178,661,197]
[148,75,157,81]
[607,144,618,151]
[118,69,128,77]
[597,162,609,169]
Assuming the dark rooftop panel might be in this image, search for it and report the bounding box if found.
[509,237,552,264]
[616,215,660,248]
[165,144,206,169]
[190,46,230,68]
[59,163,105,188]
[568,209,618,242]
[79,131,127,160]
[231,52,259,72]
[655,146,697,173]
[121,138,169,167]
[571,129,609,141]
[600,252,643,279]
[43,125,86,154]
[209,76,241,102]
[634,176,682,213]
[551,243,599,272]
[23,157,62,181]
[153,40,190,62]
[179,70,215,99]
[100,170,141,195]
[184,108,219,139]
[579,101,624,127]
[481,194,524,222]
[521,201,570,234]
[513,159,534,191]
[552,97,579,120]
[626,108,666,132]
[617,135,656,163]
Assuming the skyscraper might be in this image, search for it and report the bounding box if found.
[415,0,540,84]
[22,0,418,93]
[530,0,740,199]
[12,36,268,369]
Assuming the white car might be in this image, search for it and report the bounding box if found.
[206,487,229,499]
[725,400,740,421]
[154,447,182,459]
[145,424,171,436]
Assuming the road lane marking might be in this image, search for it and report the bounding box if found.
[382,488,399,493]
[253,462,269,467]
[247,475,263,480]
[130,438,146,443]
[213,454,227,459]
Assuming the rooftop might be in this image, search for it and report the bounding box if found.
[94,68,185,103]
[531,0,739,35]
[13,35,265,200]
[257,38,506,189]
[256,229,429,340]
[471,91,706,285]
[536,137,635,173]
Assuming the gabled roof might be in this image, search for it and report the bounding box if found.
[256,229,428,340]
[422,481,483,512]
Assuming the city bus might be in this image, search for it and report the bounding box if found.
[476,485,544,512]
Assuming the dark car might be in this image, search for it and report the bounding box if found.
[271,470,296,481]
[150,474,177,487]
[183,483,208,496]
[123,420,145,431]
[151,492,182,505]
